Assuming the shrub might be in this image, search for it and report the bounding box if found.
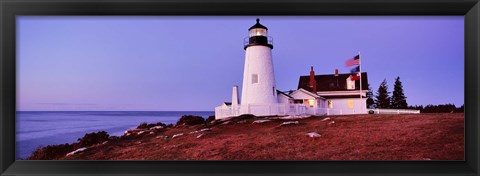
[28,143,75,160]
[137,122,167,129]
[78,131,110,147]
[235,114,256,121]
[206,115,215,123]
[176,115,206,126]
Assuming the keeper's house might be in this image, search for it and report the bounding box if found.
[289,67,368,116]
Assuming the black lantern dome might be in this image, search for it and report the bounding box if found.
[244,18,273,50]
[248,18,268,30]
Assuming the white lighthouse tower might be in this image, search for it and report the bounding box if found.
[241,18,278,107]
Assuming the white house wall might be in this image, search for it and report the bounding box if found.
[326,98,367,114]
[277,94,291,104]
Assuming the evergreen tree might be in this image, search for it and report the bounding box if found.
[375,79,391,108]
[366,84,375,108]
[391,76,408,109]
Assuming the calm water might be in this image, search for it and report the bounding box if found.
[16,111,214,159]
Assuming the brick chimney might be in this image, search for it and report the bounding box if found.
[309,66,317,94]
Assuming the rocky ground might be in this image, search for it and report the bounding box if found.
[32,113,464,160]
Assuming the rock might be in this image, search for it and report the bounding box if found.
[172,133,184,139]
[280,121,299,126]
[149,126,164,130]
[237,120,247,124]
[66,147,88,157]
[189,128,210,134]
[321,117,331,121]
[156,135,168,139]
[252,120,271,124]
[306,132,321,138]
[199,128,211,132]
[278,115,309,120]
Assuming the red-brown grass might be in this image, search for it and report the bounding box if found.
[41,113,463,160]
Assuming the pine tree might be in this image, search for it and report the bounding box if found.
[366,84,375,108]
[375,79,391,108]
[391,76,408,109]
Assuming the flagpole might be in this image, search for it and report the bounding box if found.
[359,51,362,110]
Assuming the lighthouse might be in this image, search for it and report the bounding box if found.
[241,18,278,106]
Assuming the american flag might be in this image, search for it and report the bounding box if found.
[345,54,360,67]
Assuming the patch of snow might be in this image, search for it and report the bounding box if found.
[102,141,108,145]
[321,117,331,121]
[172,133,184,139]
[280,121,299,126]
[196,134,204,138]
[149,126,164,130]
[189,131,198,134]
[149,131,155,135]
[137,131,145,135]
[66,147,88,157]
[328,121,335,125]
[423,158,432,160]
[252,120,271,124]
[306,132,321,138]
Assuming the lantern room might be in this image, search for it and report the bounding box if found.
[248,18,268,37]
[244,18,273,50]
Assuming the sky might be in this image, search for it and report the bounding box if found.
[16,16,464,111]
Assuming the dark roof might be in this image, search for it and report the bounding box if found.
[223,102,232,106]
[248,18,268,30]
[276,90,293,98]
[298,72,368,92]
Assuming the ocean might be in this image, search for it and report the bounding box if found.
[15,111,214,159]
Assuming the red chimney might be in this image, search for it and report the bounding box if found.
[309,66,317,94]
[335,69,339,76]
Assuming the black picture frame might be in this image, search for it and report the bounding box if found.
[1,0,479,175]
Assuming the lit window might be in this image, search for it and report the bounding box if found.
[328,100,333,108]
[252,74,258,84]
[348,100,354,109]
[308,99,315,107]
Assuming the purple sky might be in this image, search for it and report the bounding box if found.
[17,16,464,111]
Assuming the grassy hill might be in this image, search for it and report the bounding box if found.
[30,113,464,160]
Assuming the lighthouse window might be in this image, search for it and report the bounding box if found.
[252,74,258,84]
